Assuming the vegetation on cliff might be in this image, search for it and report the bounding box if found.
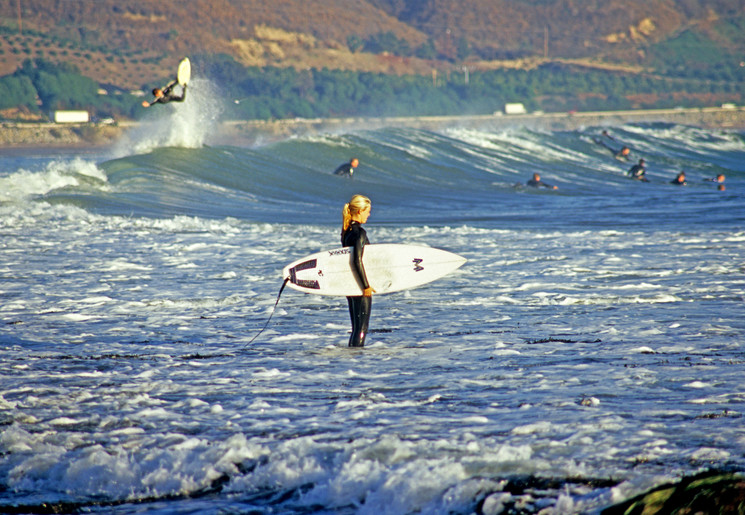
[3,55,742,123]
[0,0,743,121]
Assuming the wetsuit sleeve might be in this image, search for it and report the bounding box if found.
[352,235,370,290]
[161,81,186,102]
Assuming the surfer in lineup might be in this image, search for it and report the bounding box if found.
[334,158,359,178]
[627,158,649,182]
[341,194,374,347]
[615,146,631,160]
[670,171,687,186]
[142,80,187,108]
[526,173,558,190]
[705,173,726,191]
[593,131,631,161]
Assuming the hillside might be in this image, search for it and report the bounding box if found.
[1,0,744,91]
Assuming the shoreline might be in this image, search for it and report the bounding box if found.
[2,106,744,149]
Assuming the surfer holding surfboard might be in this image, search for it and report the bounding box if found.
[142,57,190,108]
[281,198,466,347]
[341,194,375,347]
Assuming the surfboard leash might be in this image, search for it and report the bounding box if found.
[245,278,289,346]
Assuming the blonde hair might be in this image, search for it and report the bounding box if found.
[342,194,371,232]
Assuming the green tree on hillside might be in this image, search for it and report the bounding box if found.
[17,59,98,110]
[0,75,36,111]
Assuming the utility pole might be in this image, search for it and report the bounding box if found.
[544,25,549,59]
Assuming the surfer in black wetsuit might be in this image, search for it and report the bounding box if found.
[627,158,649,182]
[526,173,558,190]
[593,130,631,161]
[334,158,359,178]
[142,80,187,108]
[341,194,374,347]
[614,146,631,160]
[671,171,687,186]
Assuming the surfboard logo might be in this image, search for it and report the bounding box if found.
[289,259,321,289]
[413,258,424,272]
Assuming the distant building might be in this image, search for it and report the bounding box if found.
[54,110,90,123]
[504,103,527,115]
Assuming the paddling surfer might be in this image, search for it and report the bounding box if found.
[671,171,687,185]
[341,194,374,347]
[526,173,558,190]
[704,173,725,184]
[142,80,187,108]
[627,158,649,182]
[593,131,631,160]
[334,158,359,178]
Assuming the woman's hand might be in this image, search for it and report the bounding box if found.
[362,287,375,297]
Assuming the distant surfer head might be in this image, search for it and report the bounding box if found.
[342,194,371,231]
[351,158,359,168]
[152,88,164,98]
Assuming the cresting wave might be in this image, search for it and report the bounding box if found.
[2,123,742,230]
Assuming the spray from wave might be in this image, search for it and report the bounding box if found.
[113,78,223,156]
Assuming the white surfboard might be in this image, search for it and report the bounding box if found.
[283,244,466,296]
[177,57,191,86]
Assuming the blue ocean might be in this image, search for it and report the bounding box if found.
[1,90,744,513]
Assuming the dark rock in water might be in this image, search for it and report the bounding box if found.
[602,470,745,514]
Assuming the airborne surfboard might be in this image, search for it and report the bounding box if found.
[283,244,466,296]
[177,57,191,86]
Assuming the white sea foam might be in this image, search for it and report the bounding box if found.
[0,158,106,201]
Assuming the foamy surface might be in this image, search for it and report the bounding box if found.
[1,116,744,513]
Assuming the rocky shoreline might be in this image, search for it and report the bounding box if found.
[2,106,744,149]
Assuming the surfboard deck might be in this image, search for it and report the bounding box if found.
[283,244,466,296]
[177,57,191,86]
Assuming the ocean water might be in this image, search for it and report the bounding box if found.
[1,96,745,514]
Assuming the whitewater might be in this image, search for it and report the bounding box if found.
[1,82,744,514]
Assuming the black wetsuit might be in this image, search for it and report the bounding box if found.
[594,138,624,159]
[149,81,187,106]
[627,163,648,181]
[341,220,371,347]
[526,178,555,189]
[333,162,355,177]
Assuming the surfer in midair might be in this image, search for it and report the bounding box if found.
[341,194,375,347]
[142,80,187,108]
